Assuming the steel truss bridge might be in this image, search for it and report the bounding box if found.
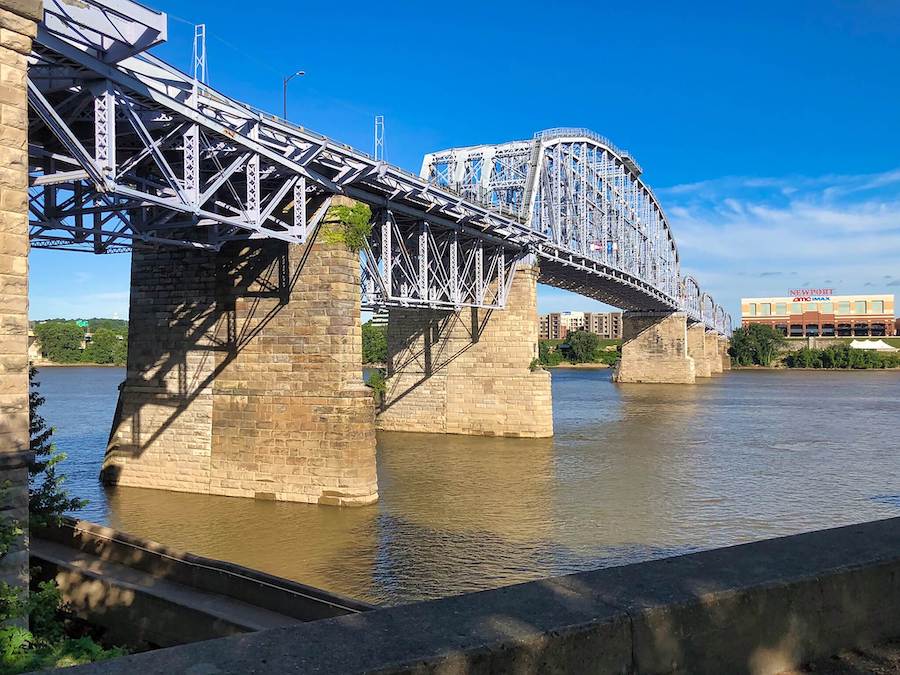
[26,0,731,335]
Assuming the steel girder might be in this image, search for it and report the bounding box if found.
[421,128,732,335]
[24,0,730,332]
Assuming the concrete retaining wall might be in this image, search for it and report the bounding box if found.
[68,517,900,674]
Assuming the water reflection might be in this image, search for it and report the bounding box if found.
[38,366,900,606]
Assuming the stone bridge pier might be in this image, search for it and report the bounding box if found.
[613,311,696,384]
[376,264,553,438]
[686,323,713,378]
[103,200,378,506]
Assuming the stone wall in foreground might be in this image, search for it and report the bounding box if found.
[67,517,900,675]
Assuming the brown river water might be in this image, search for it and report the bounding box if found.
[36,366,900,606]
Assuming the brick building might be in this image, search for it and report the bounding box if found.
[741,291,896,337]
[539,311,623,340]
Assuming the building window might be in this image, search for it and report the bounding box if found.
[837,323,852,336]
[776,303,787,315]
[791,302,802,314]
[872,300,884,314]
[805,302,817,312]
[820,302,833,313]
[760,303,771,316]
[805,324,820,337]
[838,301,850,313]
[821,324,835,336]
[854,323,870,336]
[748,303,756,316]
[855,300,867,314]
[775,324,788,336]
[790,324,804,336]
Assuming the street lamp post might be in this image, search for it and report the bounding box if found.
[283,70,305,120]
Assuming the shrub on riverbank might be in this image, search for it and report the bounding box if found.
[539,334,620,367]
[783,344,900,369]
[729,324,786,366]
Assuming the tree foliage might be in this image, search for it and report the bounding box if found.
[784,344,900,369]
[32,322,83,364]
[728,324,786,366]
[81,329,126,366]
[566,330,603,363]
[361,321,386,364]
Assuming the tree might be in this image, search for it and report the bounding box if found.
[81,329,126,365]
[28,367,87,526]
[728,324,786,366]
[361,321,387,364]
[32,322,83,363]
[538,340,563,366]
[566,330,602,363]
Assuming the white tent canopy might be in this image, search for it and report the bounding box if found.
[849,339,898,352]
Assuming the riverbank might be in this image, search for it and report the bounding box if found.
[33,361,123,368]
[733,365,900,371]
[545,362,611,369]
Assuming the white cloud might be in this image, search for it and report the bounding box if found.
[660,169,900,319]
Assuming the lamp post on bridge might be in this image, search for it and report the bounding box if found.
[282,70,305,120]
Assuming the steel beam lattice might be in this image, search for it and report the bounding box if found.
[25,0,731,333]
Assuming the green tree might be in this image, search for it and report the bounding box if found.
[81,329,126,365]
[28,368,87,527]
[566,330,602,363]
[538,340,563,366]
[361,321,387,364]
[728,324,786,366]
[32,322,84,363]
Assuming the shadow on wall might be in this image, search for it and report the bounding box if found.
[380,307,492,414]
[104,217,326,468]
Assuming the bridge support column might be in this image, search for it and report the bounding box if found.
[104,202,378,506]
[686,324,712,377]
[613,312,695,384]
[376,264,552,437]
[704,332,723,374]
[720,337,732,371]
[0,0,41,609]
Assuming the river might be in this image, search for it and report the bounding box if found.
[34,365,900,606]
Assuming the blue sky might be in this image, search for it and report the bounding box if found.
[29,0,900,320]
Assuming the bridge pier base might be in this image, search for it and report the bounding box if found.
[613,312,696,384]
[720,337,732,371]
[376,264,553,437]
[706,331,724,374]
[103,214,378,506]
[686,324,712,378]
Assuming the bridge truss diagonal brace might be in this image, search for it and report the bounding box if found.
[361,210,522,312]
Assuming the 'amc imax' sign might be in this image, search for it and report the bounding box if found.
[789,288,833,302]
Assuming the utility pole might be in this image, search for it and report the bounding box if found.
[283,70,305,120]
[374,115,384,161]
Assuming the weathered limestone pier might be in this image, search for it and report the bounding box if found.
[0,0,41,600]
[103,200,378,505]
[614,311,696,384]
[376,264,553,437]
